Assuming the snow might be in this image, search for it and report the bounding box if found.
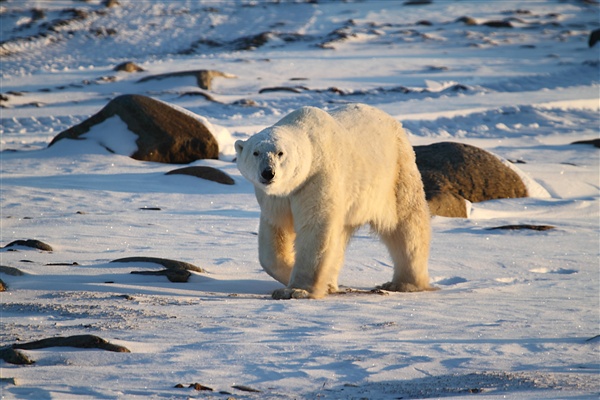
[80,116,139,156]
[1,0,599,399]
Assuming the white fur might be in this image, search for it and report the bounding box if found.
[235,104,432,299]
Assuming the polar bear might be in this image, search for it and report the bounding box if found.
[235,103,432,299]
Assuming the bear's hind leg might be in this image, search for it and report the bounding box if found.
[258,216,295,285]
[377,208,433,292]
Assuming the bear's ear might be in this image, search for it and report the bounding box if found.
[234,140,245,155]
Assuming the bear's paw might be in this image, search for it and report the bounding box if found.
[272,288,312,300]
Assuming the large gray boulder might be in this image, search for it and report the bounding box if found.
[49,94,219,164]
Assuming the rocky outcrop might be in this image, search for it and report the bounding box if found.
[137,70,236,90]
[166,166,235,185]
[49,94,219,164]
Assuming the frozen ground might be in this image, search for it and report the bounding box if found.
[1,0,599,399]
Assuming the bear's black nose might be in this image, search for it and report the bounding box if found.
[261,168,275,182]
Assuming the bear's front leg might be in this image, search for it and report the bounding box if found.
[276,216,345,300]
[258,216,295,285]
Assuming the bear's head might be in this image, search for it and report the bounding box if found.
[235,125,312,197]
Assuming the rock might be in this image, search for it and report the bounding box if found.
[571,138,600,148]
[3,239,53,252]
[457,17,513,28]
[0,348,34,365]
[232,385,261,393]
[487,224,555,231]
[111,256,204,273]
[189,383,214,391]
[589,29,600,47]
[178,91,218,102]
[2,335,130,365]
[12,335,129,352]
[404,0,433,5]
[425,191,469,219]
[457,16,478,26]
[0,265,26,276]
[137,69,236,90]
[112,256,203,282]
[0,377,19,386]
[231,32,273,51]
[231,98,258,107]
[181,32,304,54]
[166,166,235,185]
[46,262,79,266]
[130,269,192,283]
[0,278,6,292]
[482,20,513,28]
[114,62,144,72]
[414,142,528,218]
[259,86,304,94]
[48,94,219,164]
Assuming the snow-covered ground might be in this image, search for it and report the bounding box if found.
[1,0,599,398]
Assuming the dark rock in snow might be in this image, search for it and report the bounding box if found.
[49,94,219,164]
[0,348,34,365]
[589,29,600,47]
[425,191,469,219]
[0,278,6,292]
[111,256,204,273]
[259,86,304,94]
[137,69,236,90]
[0,265,26,276]
[1,335,130,365]
[166,166,235,185]
[112,256,203,282]
[456,17,513,28]
[189,383,214,391]
[130,269,191,283]
[178,91,218,102]
[3,239,53,252]
[404,0,433,5]
[457,16,478,26]
[414,142,528,218]
[104,0,120,7]
[114,61,144,72]
[0,377,18,386]
[232,32,272,51]
[487,224,556,231]
[571,138,600,148]
[232,98,258,107]
[232,385,261,393]
[12,334,130,352]
[482,20,514,28]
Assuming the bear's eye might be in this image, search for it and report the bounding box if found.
[253,151,259,156]
[277,151,284,157]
